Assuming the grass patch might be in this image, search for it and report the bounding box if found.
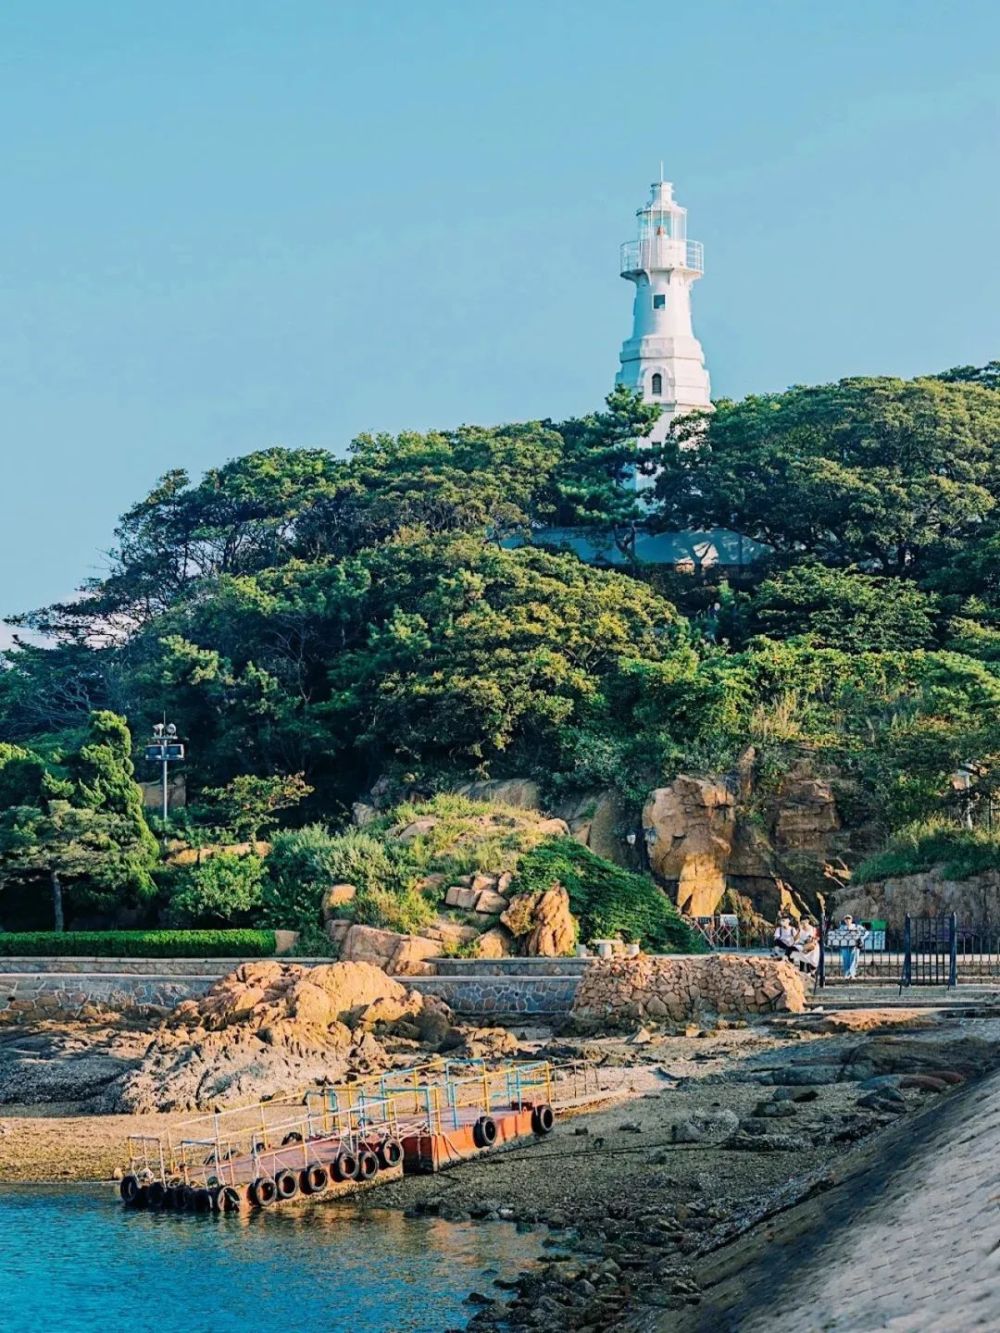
[854,819,1000,883]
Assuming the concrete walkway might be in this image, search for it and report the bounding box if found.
[666,1068,1000,1332]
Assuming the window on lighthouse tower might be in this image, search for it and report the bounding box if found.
[652,294,666,309]
[651,372,663,396]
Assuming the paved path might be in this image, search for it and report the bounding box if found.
[666,1069,1000,1332]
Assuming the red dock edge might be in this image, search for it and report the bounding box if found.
[402,1103,540,1174]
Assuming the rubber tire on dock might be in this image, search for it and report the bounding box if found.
[473,1116,498,1149]
[250,1177,277,1208]
[531,1104,555,1135]
[214,1185,244,1214]
[300,1164,329,1196]
[275,1169,300,1202]
[281,1131,303,1146]
[331,1151,359,1182]
[193,1188,213,1213]
[165,1179,184,1210]
[355,1150,379,1183]
[377,1138,403,1169]
[147,1181,167,1209]
[119,1175,140,1206]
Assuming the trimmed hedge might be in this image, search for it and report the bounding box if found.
[512,838,708,954]
[0,929,278,958]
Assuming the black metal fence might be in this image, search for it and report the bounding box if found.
[817,913,1000,989]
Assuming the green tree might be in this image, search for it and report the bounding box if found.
[655,375,1000,573]
[196,772,313,841]
[546,385,664,538]
[0,713,157,930]
[744,565,939,651]
[167,853,266,927]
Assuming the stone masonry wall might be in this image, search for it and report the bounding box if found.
[1,972,215,1017]
[572,954,806,1023]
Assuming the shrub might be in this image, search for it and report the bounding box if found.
[167,853,266,927]
[512,838,707,953]
[853,819,1000,883]
[261,824,415,935]
[0,929,277,957]
[352,884,434,934]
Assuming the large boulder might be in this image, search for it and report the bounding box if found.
[475,926,515,958]
[339,924,440,976]
[453,777,542,810]
[501,885,576,956]
[108,961,448,1112]
[554,789,629,865]
[772,762,841,853]
[642,776,736,916]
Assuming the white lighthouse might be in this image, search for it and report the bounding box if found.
[616,174,711,484]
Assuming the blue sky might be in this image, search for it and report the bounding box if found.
[1,0,998,630]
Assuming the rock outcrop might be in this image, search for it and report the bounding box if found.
[834,867,1000,930]
[642,777,736,916]
[572,954,806,1024]
[554,789,629,865]
[501,886,576,956]
[337,924,440,976]
[108,961,455,1112]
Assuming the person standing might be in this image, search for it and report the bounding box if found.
[839,914,867,980]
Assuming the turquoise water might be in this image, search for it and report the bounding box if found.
[0,1185,537,1332]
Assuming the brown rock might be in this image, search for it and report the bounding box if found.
[474,889,509,914]
[518,885,577,957]
[325,918,352,948]
[453,777,542,810]
[475,926,514,958]
[642,776,736,917]
[444,886,479,910]
[339,924,440,975]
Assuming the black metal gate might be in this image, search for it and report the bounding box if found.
[899,913,957,990]
[815,912,967,990]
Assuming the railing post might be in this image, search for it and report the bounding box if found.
[948,912,958,989]
[816,912,826,992]
[900,914,912,994]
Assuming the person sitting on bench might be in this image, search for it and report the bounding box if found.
[772,914,796,959]
[791,916,820,975]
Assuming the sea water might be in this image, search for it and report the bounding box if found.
[0,1185,538,1332]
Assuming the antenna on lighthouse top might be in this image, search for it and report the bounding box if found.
[659,160,664,182]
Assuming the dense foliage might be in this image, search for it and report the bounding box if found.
[3,366,1000,923]
[512,838,706,953]
[0,928,277,957]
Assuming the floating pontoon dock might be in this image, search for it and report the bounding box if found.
[119,1059,619,1214]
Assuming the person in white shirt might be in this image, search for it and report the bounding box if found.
[772,914,796,960]
[791,917,820,975]
[839,915,867,980]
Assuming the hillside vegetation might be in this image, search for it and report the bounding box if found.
[2,368,1000,932]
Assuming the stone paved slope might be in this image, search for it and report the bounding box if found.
[669,1066,1000,1332]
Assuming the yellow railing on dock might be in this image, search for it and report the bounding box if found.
[124,1059,602,1187]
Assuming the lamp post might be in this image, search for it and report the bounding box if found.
[145,721,185,828]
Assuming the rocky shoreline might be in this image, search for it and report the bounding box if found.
[2,999,997,1332]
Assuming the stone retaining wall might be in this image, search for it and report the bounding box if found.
[572,954,806,1023]
[0,956,274,976]
[403,975,581,1016]
[1,967,582,1020]
[1,972,216,1016]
